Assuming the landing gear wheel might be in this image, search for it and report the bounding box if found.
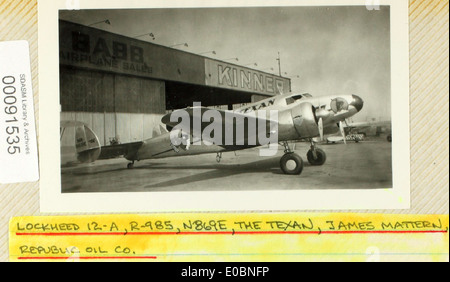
[127,162,135,169]
[307,148,327,166]
[387,134,392,142]
[280,153,304,175]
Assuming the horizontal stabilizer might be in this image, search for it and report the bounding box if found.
[98,141,143,161]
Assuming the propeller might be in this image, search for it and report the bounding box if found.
[339,120,347,144]
[344,118,350,127]
[318,118,324,141]
[315,108,329,142]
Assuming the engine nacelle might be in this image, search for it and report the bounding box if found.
[291,102,320,138]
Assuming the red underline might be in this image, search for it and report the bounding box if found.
[17,256,157,260]
[15,230,448,236]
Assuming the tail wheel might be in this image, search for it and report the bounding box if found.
[280,153,304,175]
[307,148,327,166]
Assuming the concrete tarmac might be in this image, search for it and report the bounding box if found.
[61,137,392,193]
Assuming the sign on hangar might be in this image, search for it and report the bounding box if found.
[59,20,291,105]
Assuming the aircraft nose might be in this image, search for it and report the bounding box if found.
[351,95,364,112]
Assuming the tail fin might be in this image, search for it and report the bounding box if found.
[74,123,101,163]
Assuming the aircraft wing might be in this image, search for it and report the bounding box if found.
[345,120,391,134]
[161,106,278,146]
[346,120,391,129]
[98,141,144,160]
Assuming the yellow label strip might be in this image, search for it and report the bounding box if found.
[9,213,449,262]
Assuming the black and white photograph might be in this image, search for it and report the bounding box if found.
[39,0,410,212]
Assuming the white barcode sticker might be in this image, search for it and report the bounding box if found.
[0,41,39,183]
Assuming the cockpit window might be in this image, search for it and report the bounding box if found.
[286,97,295,105]
[287,93,311,105]
[290,93,312,101]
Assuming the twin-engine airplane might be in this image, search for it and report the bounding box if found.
[61,92,363,175]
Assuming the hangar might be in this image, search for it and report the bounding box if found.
[59,20,291,147]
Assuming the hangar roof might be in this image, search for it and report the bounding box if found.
[59,20,291,97]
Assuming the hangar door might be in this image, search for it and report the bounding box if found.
[60,67,166,146]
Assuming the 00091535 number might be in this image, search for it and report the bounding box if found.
[3,75,21,155]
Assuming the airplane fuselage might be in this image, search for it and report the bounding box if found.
[60,92,364,175]
[135,93,363,161]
